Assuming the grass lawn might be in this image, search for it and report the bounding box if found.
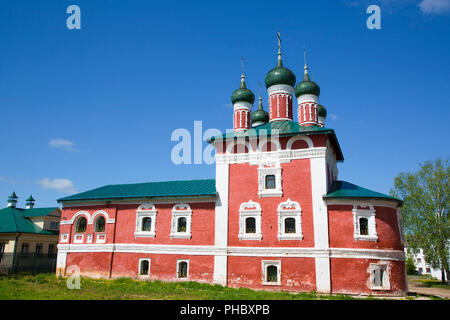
[410,275,450,290]
[0,273,374,300]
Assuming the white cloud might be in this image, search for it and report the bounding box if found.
[49,138,78,152]
[418,0,450,14]
[38,178,77,194]
[329,113,339,121]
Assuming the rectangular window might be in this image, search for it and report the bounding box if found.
[35,243,42,256]
[139,258,150,277]
[21,243,29,255]
[177,260,189,279]
[0,243,5,264]
[370,264,390,290]
[48,244,56,257]
[265,175,276,189]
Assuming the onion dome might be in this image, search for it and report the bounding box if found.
[26,195,35,202]
[231,74,255,105]
[264,50,296,88]
[294,65,320,97]
[251,97,270,127]
[317,104,327,117]
[8,192,18,201]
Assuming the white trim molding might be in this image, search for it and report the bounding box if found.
[286,135,314,149]
[352,205,378,242]
[238,201,262,240]
[369,262,390,290]
[262,260,281,286]
[258,161,282,198]
[176,259,189,279]
[135,203,157,238]
[138,258,151,278]
[60,210,115,225]
[277,199,303,240]
[170,203,193,239]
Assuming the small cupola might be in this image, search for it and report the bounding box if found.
[251,97,270,127]
[317,104,327,127]
[7,192,18,208]
[26,195,35,209]
[231,72,255,132]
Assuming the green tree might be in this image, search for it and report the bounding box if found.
[390,158,449,284]
[405,250,417,275]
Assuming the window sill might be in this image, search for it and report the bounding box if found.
[354,235,378,242]
[262,282,281,286]
[239,234,262,241]
[258,191,282,198]
[171,233,191,239]
[134,232,156,238]
[278,234,303,241]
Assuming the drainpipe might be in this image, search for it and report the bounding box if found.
[109,205,118,279]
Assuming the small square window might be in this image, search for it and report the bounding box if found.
[262,260,281,286]
[370,263,390,290]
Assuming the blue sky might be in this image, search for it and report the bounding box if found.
[0,0,449,207]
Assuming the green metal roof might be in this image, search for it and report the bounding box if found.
[0,207,59,235]
[324,181,402,204]
[21,207,60,218]
[208,120,344,161]
[58,179,216,203]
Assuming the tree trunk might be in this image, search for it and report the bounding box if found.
[441,268,446,284]
[446,269,450,286]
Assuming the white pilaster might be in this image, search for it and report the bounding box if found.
[310,156,331,293]
[213,161,229,285]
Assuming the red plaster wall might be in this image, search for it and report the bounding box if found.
[227,158,315,247]
[227,256,316,292]
[110,253,214,282]
[328,205,403,250]
[330,258,407,295]
[66,252,112,278]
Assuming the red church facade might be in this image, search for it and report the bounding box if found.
[56,44,407,296]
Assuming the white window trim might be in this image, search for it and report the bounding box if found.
[170,203,192,239]
[73,234,84,244]
[86,233,93,243]
[138,258,151,278]
[96,233,106,243]
[262,260,281,286]
[258,162,282,198]
[238,201,262,241]
[277,199,303,240]
[135,203,157,238]
[60,233,69,243]
[353,205,378,241]
[176,259,189,279]
[369,263,390,290]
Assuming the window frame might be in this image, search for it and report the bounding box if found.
[170,204,192,239]
[238,201,262,240]
[277,199,303,240]
[135,203,157,238]
[369,263,390,290]
[74,216,87,233]
[258,162,282,198]
[94,216,106,233]
[138,258,151,278]
[262,260,281,286]
[352,205,378,241]
[20,243,29,256]
[176,260,189,279]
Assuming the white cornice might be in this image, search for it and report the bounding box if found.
[61,196,216,208]
[57,243,405,261]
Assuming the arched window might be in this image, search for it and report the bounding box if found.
[140,259,149,276]
[266,265,278,283]
[75,217,87,233]
[359,217,368,236]
[177,261,188,278]
[265,175,276,189]
[95,216,106,232]
[142,217,152,232]
[245,217,256,234]
[284,218,296,234]
[177,217,187,233]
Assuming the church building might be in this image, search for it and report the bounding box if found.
[56,41,407,296]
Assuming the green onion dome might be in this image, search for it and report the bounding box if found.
[251,97,270,126]
[317,104,327,117]
[26,195,35,202]
[294,68,320,97]
[8,192,18,200]
[231,74,255,105]
[264,52,296,88]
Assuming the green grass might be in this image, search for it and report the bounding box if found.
[0,273,372,300]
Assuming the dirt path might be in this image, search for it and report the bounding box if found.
[408,276,450,299]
